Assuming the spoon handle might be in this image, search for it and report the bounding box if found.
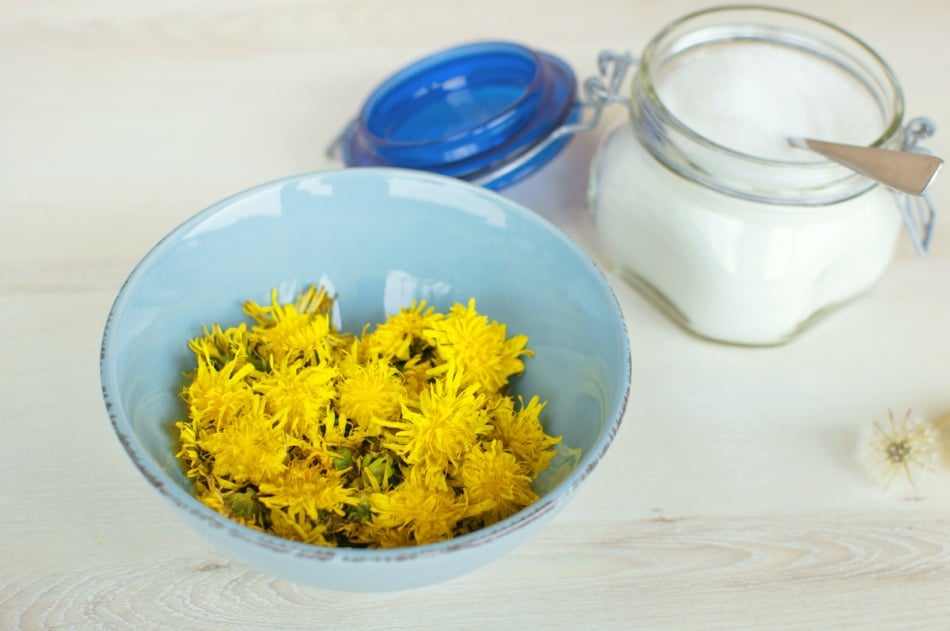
[788,137,943,196]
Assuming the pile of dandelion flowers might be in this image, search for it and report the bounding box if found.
[175,286,562,548]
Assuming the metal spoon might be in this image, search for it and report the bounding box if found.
[788,137,943,196]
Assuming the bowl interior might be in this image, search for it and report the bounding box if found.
[102,168,629,550]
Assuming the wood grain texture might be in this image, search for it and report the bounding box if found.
[4,515,950,629]
[4,0,950,628]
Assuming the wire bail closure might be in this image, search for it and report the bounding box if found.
[471,50,636,186]
[894,117,939,256]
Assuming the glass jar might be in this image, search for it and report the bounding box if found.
[588,6,936,346]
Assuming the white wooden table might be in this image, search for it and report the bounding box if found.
[4,1,950,628]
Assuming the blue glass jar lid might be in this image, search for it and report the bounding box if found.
[337,41,580,190]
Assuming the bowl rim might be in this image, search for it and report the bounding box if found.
[99,167,631,564]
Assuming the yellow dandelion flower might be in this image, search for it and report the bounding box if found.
[337,356,405,436]
[252,357,337,438]
[182,355,258,431]
[424,298,532,392]
[198,399,289,484]
[195,485,265,531]
[348,523,414,549]
[332,335,363,373]
[338,499,414,549]
[490,395,561,476]
[292,284,334,317]
[380,368,490,489]
[368,470,466,545]
[175,420,206,479]
[460,439,538,524]
[190,322,252,368]
[363,301,442,361]
[269,508,333,546]
[196,485,226,514]
[243,285,331,324]
[307,408,368,456]
[187,336,225,368]
[258,460,359,520]
[244,289,334,365]
[399,354,433,403]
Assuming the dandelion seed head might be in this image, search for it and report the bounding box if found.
[858,409,938,489]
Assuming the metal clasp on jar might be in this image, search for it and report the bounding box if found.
[470,51,637,186]
[894,117,939,256]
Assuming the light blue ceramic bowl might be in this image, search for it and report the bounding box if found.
[100,168,630,592]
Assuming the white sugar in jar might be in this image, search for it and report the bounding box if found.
[589,6,930,346]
